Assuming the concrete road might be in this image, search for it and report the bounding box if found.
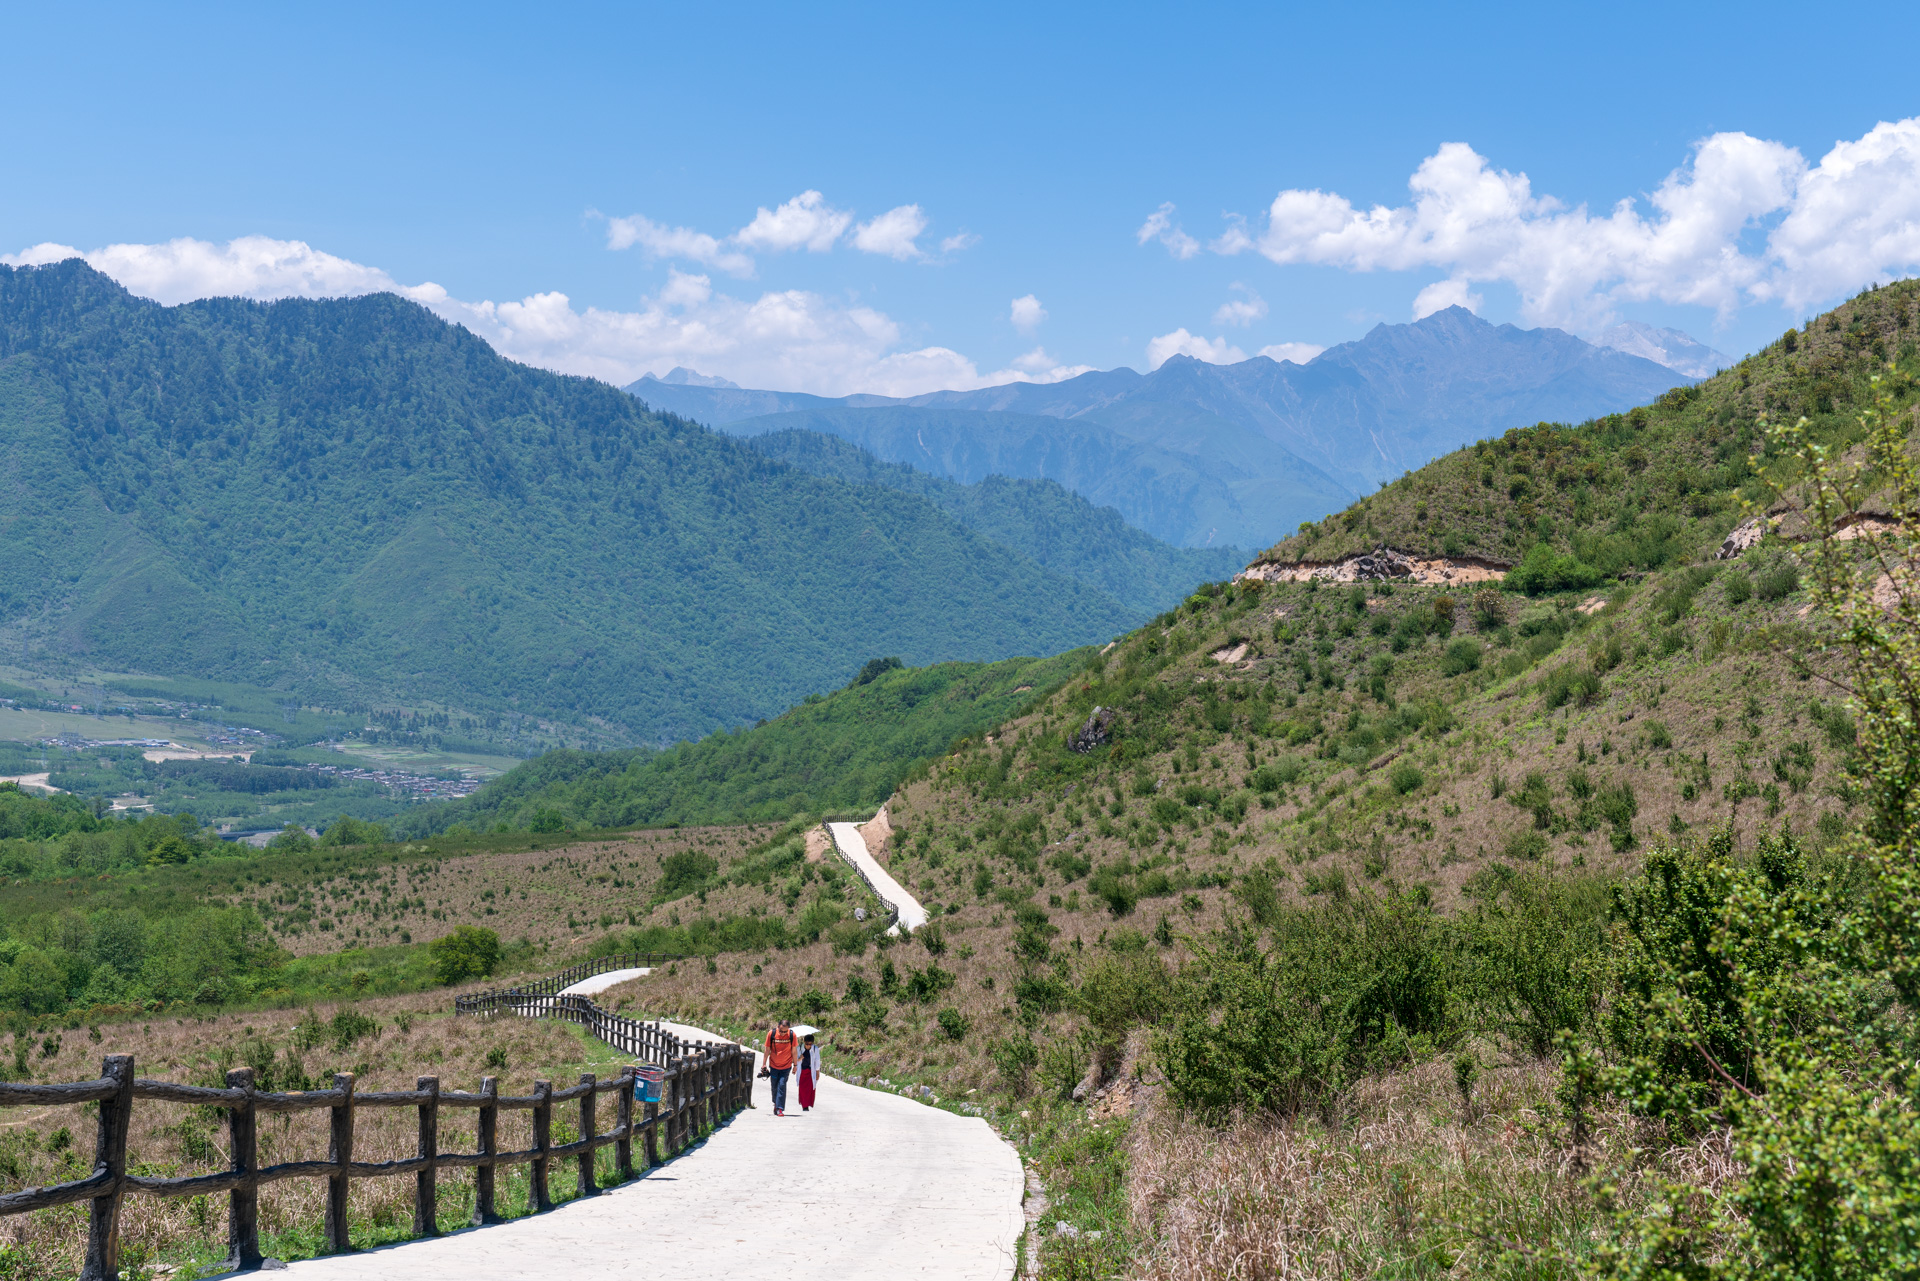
[827,821,929,934]
[281,1002,1023,1280]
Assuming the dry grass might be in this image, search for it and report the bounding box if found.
[0,984,648,1279]
[1117,1055,1739,1280]
[230,824,782,956]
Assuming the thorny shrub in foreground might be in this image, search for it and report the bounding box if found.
[1580,376,1920,1279]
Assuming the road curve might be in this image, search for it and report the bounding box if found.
[827,820,929,934]
[282,990,1022,1281]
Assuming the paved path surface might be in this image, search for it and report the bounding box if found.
[558,968,653,997]
[827,820,929,934]
[282,1006,1023,1281]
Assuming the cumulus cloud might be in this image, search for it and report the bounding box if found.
[1137,202,1200,260]
[2,235,404,305]
[8,234,1086,398]
[733,190,853,254]
[1146,328,1247,369]
[1256,341,1325,365]
[1212,284,1268,327]
[851,204,929,259]
[1009,294,1047,333]
[602,214,755,276]
[1411,278,1483,319]
[1200,119,1920,328]
[602,189,960,274]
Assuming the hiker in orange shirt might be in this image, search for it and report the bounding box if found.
[764,1018,797,1115]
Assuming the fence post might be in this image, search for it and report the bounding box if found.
[79,1054,132,1281]
[414,1076,440,1237]
[615,1067,634,1182]
[326,1073,355,1253]
[531,1080,553,1212]
[226,1067,262,1272]
[577,1074,599,1197]
[643,1090,660,1169]
[474,1075,500,1225]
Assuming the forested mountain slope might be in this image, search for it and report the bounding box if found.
[739,428,1245,615]
[0,262,1137,744]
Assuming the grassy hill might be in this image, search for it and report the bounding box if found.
[0,261,1138,747]
[1258,281,1919,572]
[394,649,1083,835]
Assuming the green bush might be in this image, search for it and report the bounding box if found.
[1724,572,1753,604]
[936,1007,970,1041]
[1755,559,1800,601]
[1506,542,1605,595]
[428,925,501,985]
[988,1034,1038,1094]
[1441,638,1483,676]
[1388,760,1424,795]
[1158,896,1460,1119]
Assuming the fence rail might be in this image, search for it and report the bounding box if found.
[0,953,750,1280]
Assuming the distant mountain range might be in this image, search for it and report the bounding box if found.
[630,307,1696,548]
[0,262,1224,747]
[1592,322,1732,379]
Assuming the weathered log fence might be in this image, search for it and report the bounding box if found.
[0,953,751,1279]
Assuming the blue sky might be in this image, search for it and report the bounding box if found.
[5,1,1919,394]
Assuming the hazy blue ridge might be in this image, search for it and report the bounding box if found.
[629,306,1688,543]
[739,428,1246,612]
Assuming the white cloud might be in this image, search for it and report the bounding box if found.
[1206,119,1920,327]
[1212,284,1268,327]
[11,234,1094,399]
[1146,328,1247,369]
[733,190,853,254]
[1137,202,1200,260]
[1009,294,1047,333]
[939,231,980,254]
[1005,347,1095,382]
[851,204,928,259]
[1411,278,1483,318]
[1256,342,1325,365]
[2,235,404,305]
[602,214,755,276]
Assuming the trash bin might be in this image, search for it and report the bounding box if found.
[633,1064,664,1103]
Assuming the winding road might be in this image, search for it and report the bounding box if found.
[282,959,1023,1281]
[827,820,929,934]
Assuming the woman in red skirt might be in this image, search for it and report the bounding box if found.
[796,1033,820,1111]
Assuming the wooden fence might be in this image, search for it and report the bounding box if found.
[0,954,752,1280]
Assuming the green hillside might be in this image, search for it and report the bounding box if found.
[395,649,1083,834]
[741,428,1245,616]
[0,261,1136,746]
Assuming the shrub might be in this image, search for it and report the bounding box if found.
[429,925,501,985]
[936,1007,971,1041]
[266,823,313,852]
[1441,638,1483,676]
[1159,897,1460,1119]
[1756,559,1800,601]
[654,850,718,901]
[1725,572,1753,604]
[1471,587,1508,629]
[1388,760,1424,795]
[988,1034,1039,1094]
[1506,542,1605,595]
